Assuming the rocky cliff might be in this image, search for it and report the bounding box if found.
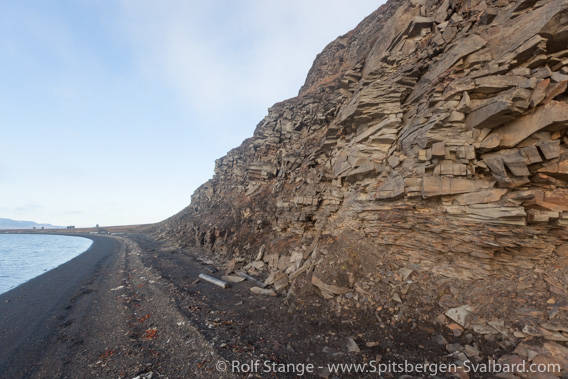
[156,0,568,367]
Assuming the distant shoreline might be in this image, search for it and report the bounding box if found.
[0,223,151,234]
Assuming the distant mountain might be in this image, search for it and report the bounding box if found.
[0,218,64,230]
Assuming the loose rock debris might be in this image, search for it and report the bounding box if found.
[198,273,229,289]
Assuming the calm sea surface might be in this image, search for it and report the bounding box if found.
[0,234,93,295]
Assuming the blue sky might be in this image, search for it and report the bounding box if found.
[0,1,383,227]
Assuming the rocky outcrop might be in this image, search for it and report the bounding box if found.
[156,0,568,370]
[161,0,568,256]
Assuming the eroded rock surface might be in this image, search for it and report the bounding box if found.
[155,0,568,375]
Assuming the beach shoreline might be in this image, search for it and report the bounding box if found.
[1,231,566,378]
[0,233,95,296]
[0,235,119,377]
[0,233,232,378]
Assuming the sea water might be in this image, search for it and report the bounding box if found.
[0,234,93,295]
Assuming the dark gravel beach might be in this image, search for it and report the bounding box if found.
[2,232,565,379]
[0,233,383,379]
[0,234,232,379]
[0,236,119,377]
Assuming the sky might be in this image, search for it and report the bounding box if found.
[0,1,384,228]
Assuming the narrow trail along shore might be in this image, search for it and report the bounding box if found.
[1,233,566,378]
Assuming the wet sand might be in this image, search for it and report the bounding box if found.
[0,236,119,377]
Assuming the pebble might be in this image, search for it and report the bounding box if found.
[345,337,360,353]
[446,343,462,353]
[431,334,448,345]
[446,323,464,337]
[464,344,480,357]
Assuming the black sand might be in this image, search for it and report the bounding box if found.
[0,236,118,377]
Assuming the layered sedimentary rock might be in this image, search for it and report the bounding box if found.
[157,0,568,350]
[162,0,568,257]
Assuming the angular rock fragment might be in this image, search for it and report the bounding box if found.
[250,287,277,296]
[409,34,486,103]
[501,150,531,177]
[222,275,246,283]
[344,337,360,353]
[542,80,568,104]
[445,305,472,327]
[377,176,405,199]
[311,275,349,296]
[445,204,527,225]
[538,140,560,160]
[431,142,445,157]
[538,160,568,180]
[453,189,508,205]
[520,145,543,164]
[465,88,531,130]
[472,75,530,94]
[422,176,495,198]
[484,101,568,148]
[199,274,229,289]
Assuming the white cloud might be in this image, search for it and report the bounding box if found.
[116,0,383,133]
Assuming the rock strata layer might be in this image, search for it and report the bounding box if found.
[156,0,568,371]
[160,0,568,268]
